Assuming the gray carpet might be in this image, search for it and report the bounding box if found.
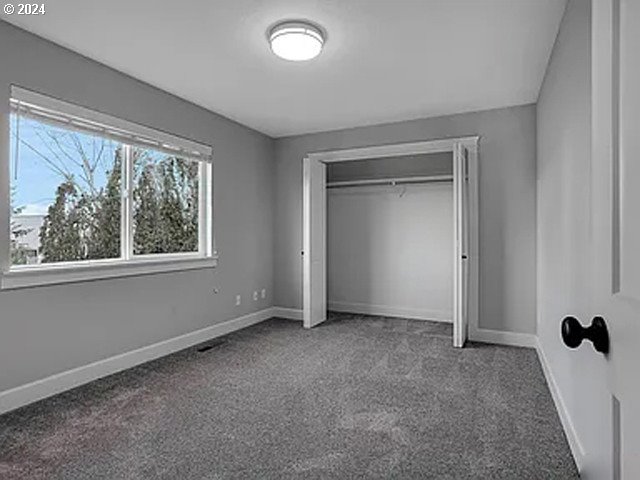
[0,313,578,479]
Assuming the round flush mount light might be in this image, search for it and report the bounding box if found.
[269,21,325,61]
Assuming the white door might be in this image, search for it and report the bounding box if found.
[588,1,640,477]
[303,157,327,328]
[453,143,469,347]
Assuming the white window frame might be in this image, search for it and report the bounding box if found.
[2,87,216,290]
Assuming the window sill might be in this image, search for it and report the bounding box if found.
[1,256,218,290]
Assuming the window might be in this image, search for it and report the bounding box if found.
[10,116,123,265]
[5,87,214,288]
[132,147,200,256]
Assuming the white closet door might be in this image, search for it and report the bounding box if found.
[303,157,327,328]
[453,143,470,347]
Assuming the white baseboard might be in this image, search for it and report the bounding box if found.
[469,327,537,348]
[0,307,276,415]
[271,306,303,321]
[328,301,452,323]
[535,338,585,471]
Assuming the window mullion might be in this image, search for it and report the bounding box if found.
[207,162,214,257]
[121,145,134,261]
[197,162,204,257]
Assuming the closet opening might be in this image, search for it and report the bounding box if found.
[302,137,478,348]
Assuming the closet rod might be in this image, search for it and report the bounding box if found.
[326,174,453,188]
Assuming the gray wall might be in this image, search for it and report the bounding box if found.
[274,104,537,334]
[0,21,275,393]
[328,182,453,321]
[537,0,602,472]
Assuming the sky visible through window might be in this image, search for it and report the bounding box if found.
[10,114,115,215]
[10,114,121,265]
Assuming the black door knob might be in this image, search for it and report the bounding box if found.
[561,316,609,354]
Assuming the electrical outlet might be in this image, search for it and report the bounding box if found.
[235,295,241,306]
[261,289,266,299]
[253,291,258,301]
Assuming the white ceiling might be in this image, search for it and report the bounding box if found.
[4,0,566,137]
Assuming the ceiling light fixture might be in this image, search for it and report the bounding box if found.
[269,21,325,61]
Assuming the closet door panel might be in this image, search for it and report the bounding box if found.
[453,143,469,347]
[303,157,327,328]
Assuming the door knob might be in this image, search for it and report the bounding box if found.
[561,316,609,354]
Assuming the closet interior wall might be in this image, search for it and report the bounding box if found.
[326,152,455,322]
